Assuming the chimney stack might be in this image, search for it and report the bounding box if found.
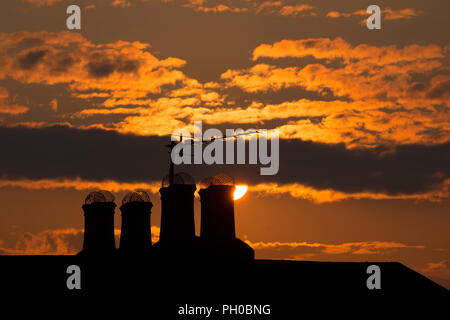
[81,190,116,255]
[199,185,236,240]
[159,173,196,244]
[199,174,236,241]
[199,174,254,260]
[119,190,153,253]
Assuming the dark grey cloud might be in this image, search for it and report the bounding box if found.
[87,53,141,78]
[0,125,168,182]
[49,52,75,74]
[426,79,450,100]
[0,125,448,195]
[6,36,45,55]
[16,49,48,69]
[407,78,450,100]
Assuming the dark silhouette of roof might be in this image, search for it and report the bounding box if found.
[1,174,447,302]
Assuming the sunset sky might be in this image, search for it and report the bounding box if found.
[0,0,449,288]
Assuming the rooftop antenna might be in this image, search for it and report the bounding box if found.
[165,135,183,186]
[166,129,260,186]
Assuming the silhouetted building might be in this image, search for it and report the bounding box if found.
[78,173,253,261]
[199,185,235,240]
[158,173,196,244]
[11,174,446,296]
[119,190,153,253]
[199,174,254,261]
[80,190,116,255]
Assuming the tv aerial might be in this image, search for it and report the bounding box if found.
[165,129,260,186]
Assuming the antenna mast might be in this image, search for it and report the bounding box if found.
[165,129,259,186]
[167,135,183,186]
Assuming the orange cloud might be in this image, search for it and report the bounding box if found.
[0,177,447,204]
[224,61,441,104]
[49,98,58,112]
[111,0,132,8]
[276,110,449,147]
[1,32,447,148]
[255,1,283,14]
[0,87,29,115]
[0,226,424,256]
[73,91,449,146]
[245,239,424,256]
[0,31,230,122]
[326,11,352,18]
[0,105,29,115]
[383,8,421,20]
[326,7,421,21]
[182,1,317,16]
[0,226,160,255]
[419,260,450,289]
[192,4,248,13]
[184,0,248,13]
[0,177,162,194]
[0,228,83,255]
[25,0,61,6]
[249,181,450,204]
[215,38,449,146]
[220,64,449,146]
[5,121,52,128]
[252,37,443,63]
[0,31,188,103]
[279,4,314,16]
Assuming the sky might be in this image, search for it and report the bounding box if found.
[0,0,449,289]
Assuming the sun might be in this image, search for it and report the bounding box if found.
[234,185,248,200]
